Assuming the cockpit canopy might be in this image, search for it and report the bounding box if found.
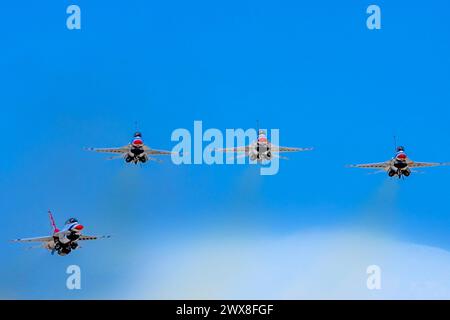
[65,218,78,225]
[396,146,405,152]
[134,132,142,138]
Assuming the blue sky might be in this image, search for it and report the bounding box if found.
[1,0,450,299]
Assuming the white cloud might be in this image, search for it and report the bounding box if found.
[128,229,450,299]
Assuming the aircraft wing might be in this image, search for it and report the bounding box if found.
[271,145,313,153]
[12,236,53,243]
[78,235,111,241]
[348,161,391,170]
[408,161,450,168]
[85,145,130,154]
[215,146,250,153]
[144,147,175,155]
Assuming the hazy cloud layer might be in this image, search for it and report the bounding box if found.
[129,230,450,299]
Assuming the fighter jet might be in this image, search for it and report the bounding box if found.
[348,146,450,178]
[12,210,110,256]
[86,132,174,164]
[216,129,313,162]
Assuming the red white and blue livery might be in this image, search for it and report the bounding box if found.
[13,210,110,256]
[86,132,174,164]
[349,146,450,178]
[216,129,313,162]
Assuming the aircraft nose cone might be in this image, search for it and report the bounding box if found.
[74,224,84,231]
[397,153,407,160]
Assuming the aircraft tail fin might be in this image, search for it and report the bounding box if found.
[48,210,59,233]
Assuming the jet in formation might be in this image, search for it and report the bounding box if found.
[348,146,450,178]
[86,132,174,164]
[216,129,313,162]
[12,211,110,256]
